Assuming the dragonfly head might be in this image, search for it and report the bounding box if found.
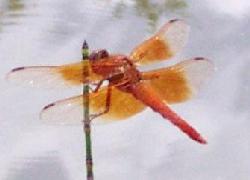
[89,49,109,61]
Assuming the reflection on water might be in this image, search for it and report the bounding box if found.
[7,0,24,12]
[113,0,187,30]
[5,153,70,180]
[0,0,27,32]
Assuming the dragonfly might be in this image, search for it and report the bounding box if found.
[7,19,213,144]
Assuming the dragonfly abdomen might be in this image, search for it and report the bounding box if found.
[128,82,207,144]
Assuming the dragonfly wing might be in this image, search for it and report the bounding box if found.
[142,58,214,104]
[40,95,83,125]
[130,19,190,65]
[6,61,102,88]
[40,87,145,125]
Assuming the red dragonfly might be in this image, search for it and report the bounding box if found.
[7,19,213,144]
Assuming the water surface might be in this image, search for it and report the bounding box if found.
[1,0,250,180]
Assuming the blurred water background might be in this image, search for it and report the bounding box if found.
[1,0,250,179]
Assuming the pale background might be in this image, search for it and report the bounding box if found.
[0,0,250,179]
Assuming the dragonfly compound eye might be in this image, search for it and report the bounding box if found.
[98,49,109,59]
[89,52,98,61]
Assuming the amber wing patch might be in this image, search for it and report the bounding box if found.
[142,58,214,104]
[130,19,190,65]
[40,87,145,125]
[90,87,145,121]
[130,36,173,64]
[58,61,102,85]
[143,67,191,104]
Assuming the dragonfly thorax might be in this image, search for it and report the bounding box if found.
[91,54,141,88]
[89,49,109,61]
[106,56,141,88]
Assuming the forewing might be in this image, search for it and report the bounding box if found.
[40,87,145,125]
[130,19,190,65]
[6,61,102,88]
[142,58,214,104]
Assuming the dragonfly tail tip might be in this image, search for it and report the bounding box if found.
[197,136,207,144]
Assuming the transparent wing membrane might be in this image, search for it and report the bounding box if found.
[130,19,190,65]
[40,87,145,125]
[6,61,102,88]
[142,58,214,104]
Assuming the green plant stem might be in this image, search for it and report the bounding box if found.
[82,41,94,180]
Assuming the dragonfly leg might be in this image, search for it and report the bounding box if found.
[93,79,105,93]
[90,84,112,120]
[89,79,105,93]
